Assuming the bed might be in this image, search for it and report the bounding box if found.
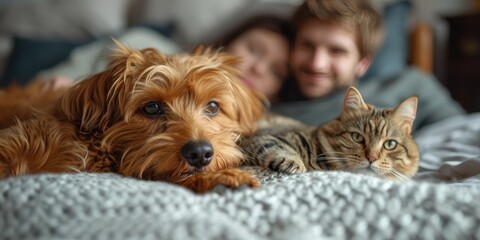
[1,0,479,239]
[2,112,480,239]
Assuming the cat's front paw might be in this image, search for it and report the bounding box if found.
[265,155,306,174]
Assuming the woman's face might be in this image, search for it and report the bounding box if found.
[225,28,289,99]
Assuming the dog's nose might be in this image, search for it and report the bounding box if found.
[181,140,214,168]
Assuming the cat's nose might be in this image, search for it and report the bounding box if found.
[366,152,379,163]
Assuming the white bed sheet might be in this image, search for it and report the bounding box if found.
[414,113,480,184]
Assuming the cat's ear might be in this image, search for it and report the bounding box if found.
[341,86,368,118]
[392,96,418,134]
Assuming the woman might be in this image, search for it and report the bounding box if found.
[211,15,291,101]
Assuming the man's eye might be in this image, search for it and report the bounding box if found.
[204,101,219,116]
[141,102,166,117]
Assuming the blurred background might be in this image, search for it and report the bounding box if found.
[0,0,478,111]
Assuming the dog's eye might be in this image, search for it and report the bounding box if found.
[204,101,219,116]
[141,102,165,117]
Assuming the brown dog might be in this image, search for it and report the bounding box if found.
[0,43,267,193]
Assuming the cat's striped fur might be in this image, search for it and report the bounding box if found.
[242,87,419,180]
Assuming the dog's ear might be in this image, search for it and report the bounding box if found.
[60,67,121,132]
[61,41,167,132]
[230,81,268,135]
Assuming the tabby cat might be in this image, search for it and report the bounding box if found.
[242,86,419,180]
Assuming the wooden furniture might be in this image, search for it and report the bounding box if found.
[410,22,433,74]
[445,12,480,113]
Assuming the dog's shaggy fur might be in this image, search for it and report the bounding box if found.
[0,44,267,193]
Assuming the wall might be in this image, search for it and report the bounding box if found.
[409,0,475,82]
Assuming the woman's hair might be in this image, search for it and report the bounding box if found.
[211,15,292,49]
[291,0,384,58]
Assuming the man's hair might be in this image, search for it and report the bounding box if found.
[291,0,384,58]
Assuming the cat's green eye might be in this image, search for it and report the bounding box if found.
[351,132,364,143]
[383,140,397,150]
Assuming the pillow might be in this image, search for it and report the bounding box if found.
[0,22,177,88]
[0,0,130,39]
[130,0,257,49]
[132,22,177,39]
[360,0,412,81]
[0,0,131,86]
[0,37,93,87]
[38,27,182,83]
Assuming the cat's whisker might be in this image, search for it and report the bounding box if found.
[316,152,347,160]
[416,166,429,173]
[389,168,412,181]
[386,171,399,179]
[392,168,410,180]
[315,156,347,163]
[316,151,345,157]
[316,156,346,160]
[318,160,346,164]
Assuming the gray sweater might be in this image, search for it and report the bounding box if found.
[270,68,466,133]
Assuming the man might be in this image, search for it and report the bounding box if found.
[272,0,465,132]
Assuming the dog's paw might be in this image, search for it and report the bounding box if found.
[186,168,260,193]
[264,154,306,174]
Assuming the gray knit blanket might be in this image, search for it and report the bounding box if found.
[1,169,480,240]
[2,113,480,240]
